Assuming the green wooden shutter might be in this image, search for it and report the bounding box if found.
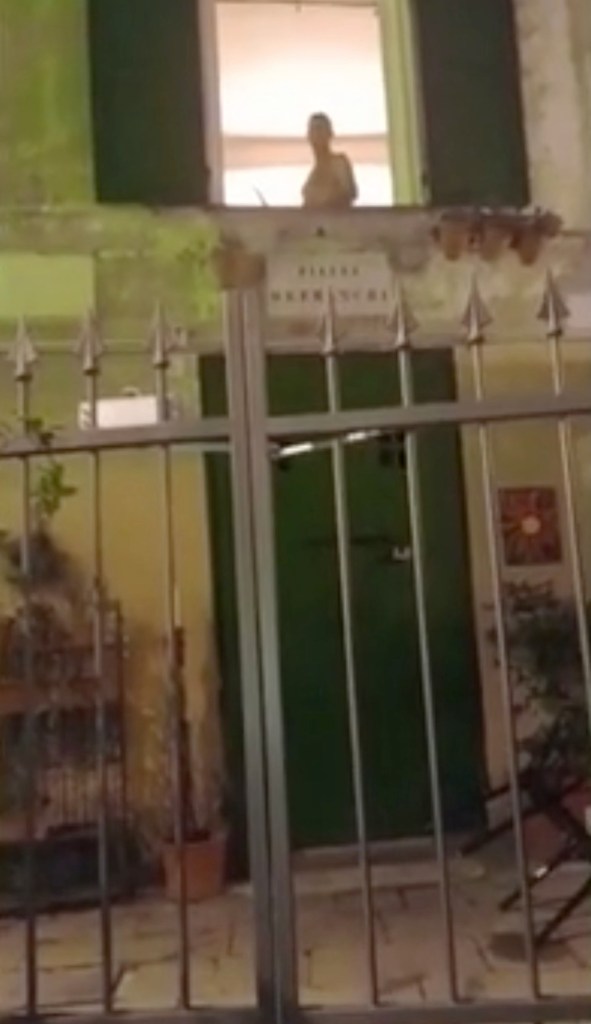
[88,0,208,205]
[413,0,529,207]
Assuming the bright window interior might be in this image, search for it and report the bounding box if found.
[216,2,393,207]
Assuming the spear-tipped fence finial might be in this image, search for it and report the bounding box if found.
[150,305,187,369]
[9,318,37,382]
[150,304,174,369]
[387,281,419,349]
[77,310,104,375]
[461,275,493,345]
[538,269,570,339]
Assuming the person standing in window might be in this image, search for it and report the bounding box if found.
[302,113,358,209]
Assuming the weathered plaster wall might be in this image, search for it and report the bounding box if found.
[0,0,94,203]
[514,0,591,228]
[2,206,591,804]
[0,208,221,342]
[566,0,591,223]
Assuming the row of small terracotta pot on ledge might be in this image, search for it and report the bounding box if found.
[212,207,563,288]
[433,209,562,264]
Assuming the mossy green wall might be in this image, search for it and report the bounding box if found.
[0,0,94,203]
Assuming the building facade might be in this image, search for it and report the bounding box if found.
[1,0,591,856]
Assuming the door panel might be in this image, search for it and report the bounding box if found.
[201,350,484,858]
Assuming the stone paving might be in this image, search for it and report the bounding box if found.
[0,852,589,1014]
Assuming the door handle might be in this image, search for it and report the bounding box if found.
[310,533,399,549]
[389,545,412,564]
[309,535,412,565]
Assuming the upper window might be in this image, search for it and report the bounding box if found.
[88,0,529,210]
[216,3,393,206]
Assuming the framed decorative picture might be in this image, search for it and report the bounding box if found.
[499,487,562,567]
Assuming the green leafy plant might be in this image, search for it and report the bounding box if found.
[0,458,77,593]
[489,580,590,777]
[32,459,77,527]
[0,456,80,680]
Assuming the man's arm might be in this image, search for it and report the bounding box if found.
[336,154,358,206]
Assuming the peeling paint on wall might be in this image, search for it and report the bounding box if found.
[514,0,591,227]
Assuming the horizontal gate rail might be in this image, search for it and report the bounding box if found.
[3,394,591,461]
[7,995,591,1024]
[306,995,591,1024]
[268,389,591,442]
[0,419,231,460]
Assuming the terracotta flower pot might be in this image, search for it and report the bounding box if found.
[515,226,544,266]
[212,245,265,289]
[437,219,472,261]
[163,831,227,903]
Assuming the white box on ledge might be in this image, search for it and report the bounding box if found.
[78,394,176,430]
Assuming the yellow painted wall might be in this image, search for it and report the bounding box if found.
[0,354,222,847]
[457,341,591,786]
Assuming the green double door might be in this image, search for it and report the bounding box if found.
[202,350,484,862]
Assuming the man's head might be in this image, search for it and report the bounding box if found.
[307,113,334,154]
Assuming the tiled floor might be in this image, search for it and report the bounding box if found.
[0,848,589,1014]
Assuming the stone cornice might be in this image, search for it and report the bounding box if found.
[0,204,587,349]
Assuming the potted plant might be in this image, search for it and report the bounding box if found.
[511,209,561,266]
[161,628,227,903]
[488,580,591,859]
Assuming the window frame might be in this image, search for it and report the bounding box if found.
[198,0,426,206]
[196,0,225,203]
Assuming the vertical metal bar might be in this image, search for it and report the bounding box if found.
[221,291,275,1015]
[13,322,38,1018]
[196,0,225,203]
[78,314,113,1011]
[389,290,458,1001]
[114,605,130,869]
[463,283,539,997]
[241,288,298,1017]
[322,293,379,1005]
[539,275,591,737]
[152,310,191,1009]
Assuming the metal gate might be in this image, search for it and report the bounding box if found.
[0,272,590,1023]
